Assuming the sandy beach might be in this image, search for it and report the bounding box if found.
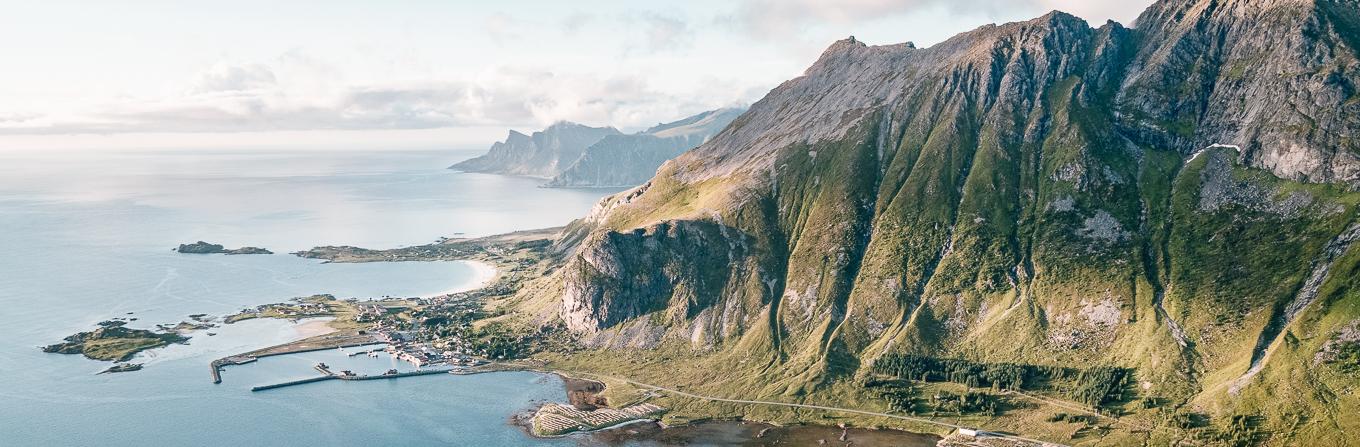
[422,260,497,298]
[293,317,339,338]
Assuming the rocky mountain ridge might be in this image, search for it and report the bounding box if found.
[513,0,1360,443]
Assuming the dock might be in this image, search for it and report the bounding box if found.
[249,368,452,392]
[339,368,450,381]
[250,375,337,391]
[347,348,384,357]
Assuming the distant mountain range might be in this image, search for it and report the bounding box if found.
[449,122,621,180]
[449,108,744,188]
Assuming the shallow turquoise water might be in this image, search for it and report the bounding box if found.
[0,148,619,446]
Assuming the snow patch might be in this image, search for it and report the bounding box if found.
[1186,143,1242,164]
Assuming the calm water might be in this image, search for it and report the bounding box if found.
[0,148,620,446]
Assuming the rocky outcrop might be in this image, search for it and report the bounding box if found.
[450,122,621,178]
[544,108,744,188]
[43,320,190,362]
[1119,0,1360,187]
[175,241,272,255]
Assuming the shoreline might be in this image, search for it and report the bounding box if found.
[421,260,497,298]
[291,317,339,338]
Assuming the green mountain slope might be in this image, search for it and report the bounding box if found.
[509,1,1360,444]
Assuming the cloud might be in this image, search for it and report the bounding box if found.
[561,12,596,34]
[0,112,40,124]
[722,0,993,38]
[638,13,691,52]
[189,63,278,94]
[723,0,1151,39]
[485,12,528,45]
[0,60,738,135]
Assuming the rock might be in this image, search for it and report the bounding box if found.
[175,241,226,253]
[175,241,272,255]
[224,246,272,255]
[98,363,143,374]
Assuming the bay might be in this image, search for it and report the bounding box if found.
[0,148,616,446]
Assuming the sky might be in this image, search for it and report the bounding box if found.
[0,0,1155,151]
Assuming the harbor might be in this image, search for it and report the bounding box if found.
[222,325,494,392]
[209,332,379,384]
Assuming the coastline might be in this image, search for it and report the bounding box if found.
[422,260,498,298]
[285,232,953,445]
[292,318,338,338]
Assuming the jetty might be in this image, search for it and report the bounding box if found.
[251,375,336,391]
[250,368,452,392]
[208,332,379,384]
[209,355,257,384]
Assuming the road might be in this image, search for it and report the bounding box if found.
[574,371,1070,447]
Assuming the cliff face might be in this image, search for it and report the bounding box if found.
[544,108,744,188]
[1119,0,1360,186]
[450,122,621,178]
[534,0,1360,437]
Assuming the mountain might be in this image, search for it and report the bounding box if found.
[450,108,743,186]
[544,107,744,188]
[449,122,621,178]
[510,0,1360,443]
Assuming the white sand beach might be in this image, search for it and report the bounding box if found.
[422,260,498,298]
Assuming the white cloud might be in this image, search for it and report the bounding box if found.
[0,1,1155,144]
[723,0,1002,38]
[485,12,528,45]
[637,13,691,53]
[724,0,1150,39]
[0,58,746,135]
[189,63,278,94]
[561,12,596,35]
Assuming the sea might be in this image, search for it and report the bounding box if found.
[0,148,623,446]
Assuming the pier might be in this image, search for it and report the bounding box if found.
[249,367,453,392]
[339,368,450,381]
[250,375,336,391]
[347,347,383,357]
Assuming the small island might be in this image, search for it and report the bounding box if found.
[175,241,273,255]
[43,320,189,363]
